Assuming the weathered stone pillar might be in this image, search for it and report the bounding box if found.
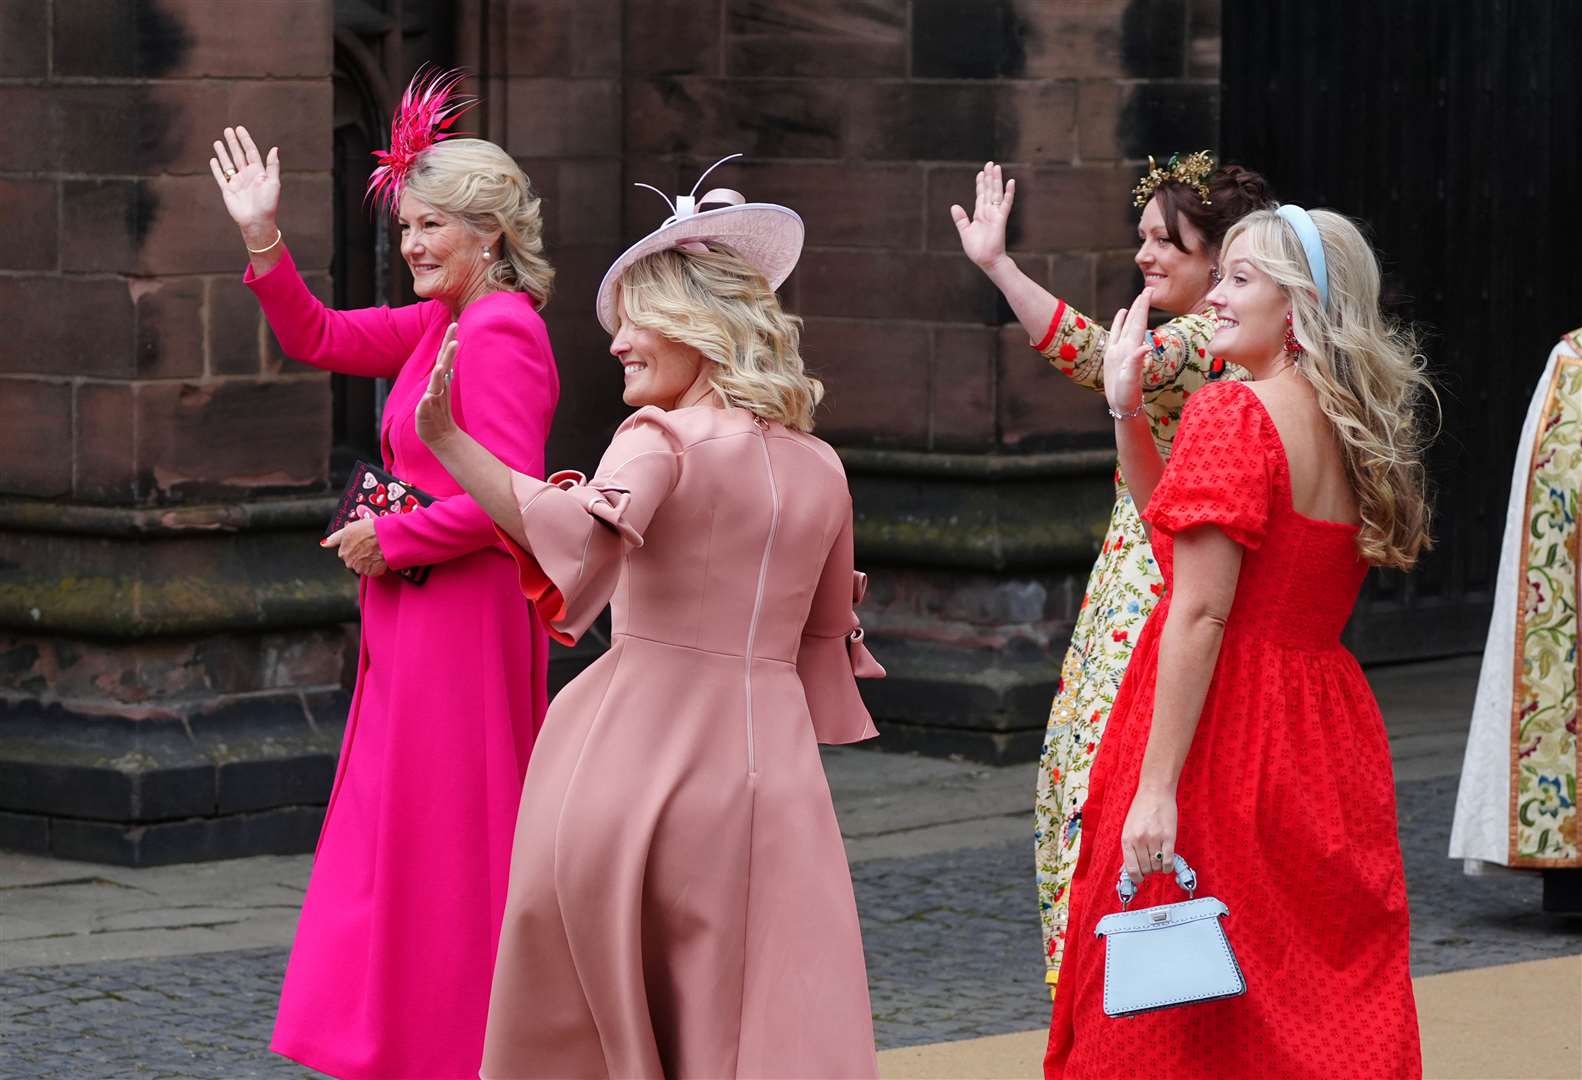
[0,0,347,863]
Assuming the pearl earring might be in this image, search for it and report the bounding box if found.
[483,248,491,259]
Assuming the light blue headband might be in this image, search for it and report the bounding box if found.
[1275,204,1329,309]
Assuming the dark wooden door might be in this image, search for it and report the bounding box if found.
[1220,0,1582,662]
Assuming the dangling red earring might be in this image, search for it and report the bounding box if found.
[1283,310,1304,356]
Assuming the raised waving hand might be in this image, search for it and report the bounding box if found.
[950,161,1017,271]
[209,125,284,265]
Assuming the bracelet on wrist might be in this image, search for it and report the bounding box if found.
[246,228,283,255]
[1107,400,1146,421]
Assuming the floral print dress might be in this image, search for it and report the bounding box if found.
[1031,299,1243,997]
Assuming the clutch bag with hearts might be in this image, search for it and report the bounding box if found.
[326,461,437,585]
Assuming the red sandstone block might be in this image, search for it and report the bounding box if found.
[1187,0,1222,79]
[51,81,330,177]
[261,272,332,376]
[0,0,46,77]
[0,87,58,173]
[208,276,263,377]
[1095,250,1144,316]
[0,276,136,378]
[1018,0,1186,80]
[75,382,138,500]
[623,78,843,160]
[135,378,331,499]
[506,78,621,158]
[726,0,907,78]
[997,82,1077,166]
[506,0,621,77]
[931,326,997,450]
[54,0,331,78]
[1049,253,1098,317]
[844,82,997,163]
[997,325,1111,448]
[0,379,71,496]
[1076,80,1125,162]
[802,317,930,446]
[0,180,58,272]
[134,277,206,379]
[624,0,722,76]
[796,250,996,324]
[553,158,623,247]
[61,175,332,276]
[734,161,925,250]
[58,180,141,273]
[227,81,334,173]
[1011,166,1137,252]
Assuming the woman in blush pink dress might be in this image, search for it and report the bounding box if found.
[208,70,557,1079]
[416,174,883,1079]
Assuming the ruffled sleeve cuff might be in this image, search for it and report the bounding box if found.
[799,571,885,745]
[493,468,640,646]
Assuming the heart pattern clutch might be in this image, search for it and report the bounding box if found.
[326,461,436,585]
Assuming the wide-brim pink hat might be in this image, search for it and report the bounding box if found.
[595,155,804,336]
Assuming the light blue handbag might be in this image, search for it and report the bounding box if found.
[1095,854,1246,1017]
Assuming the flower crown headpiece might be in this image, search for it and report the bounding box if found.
[365,66,477,217]
[1132,150,1216,208]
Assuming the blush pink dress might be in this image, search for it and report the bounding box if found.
[479,405,883,1079]
[245,247,556,1079]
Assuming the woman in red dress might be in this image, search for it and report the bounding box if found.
[1046,205,1435,1079]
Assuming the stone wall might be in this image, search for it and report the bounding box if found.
[0,0,350,863]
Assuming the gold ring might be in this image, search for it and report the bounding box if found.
[223,168,236,180]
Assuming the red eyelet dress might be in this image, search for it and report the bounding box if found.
[1045,382,1421,1079]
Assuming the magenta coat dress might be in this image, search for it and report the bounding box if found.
[478,405,883,1079]
[246,248,556,1079]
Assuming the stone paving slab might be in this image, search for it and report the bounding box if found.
[4,775,1578,1078]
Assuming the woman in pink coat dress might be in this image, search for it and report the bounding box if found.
[416,175,883,1079]
[208,75,557,1078]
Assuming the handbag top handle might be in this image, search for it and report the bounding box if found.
[1116,854,1198,906]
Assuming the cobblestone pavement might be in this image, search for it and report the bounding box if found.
[3,778,1579,1078]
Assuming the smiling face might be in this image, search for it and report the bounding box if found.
[1134,195,1216,315]
[397,191,493,309]
[609,315,711,410]
[1205,234,1291,370]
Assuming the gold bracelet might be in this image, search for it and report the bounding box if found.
[246,228,283,255]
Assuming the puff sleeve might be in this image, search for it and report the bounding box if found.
[245,245,434,379]
[495,408,680,646]
[796,502,884,745]
[1142,382,1272,550]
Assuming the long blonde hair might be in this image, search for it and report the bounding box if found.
[404,139,555,307]
[1221,208,1437,569]
[616,244,823,432]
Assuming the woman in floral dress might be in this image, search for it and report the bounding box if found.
[951,154,1274,996]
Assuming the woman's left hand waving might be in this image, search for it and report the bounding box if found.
[416,323,461,449]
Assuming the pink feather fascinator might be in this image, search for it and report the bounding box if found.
[365,66,477,216]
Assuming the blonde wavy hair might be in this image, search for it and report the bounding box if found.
[616,244,823,432]
[1221,208,1438,569]
[404,139,555,307]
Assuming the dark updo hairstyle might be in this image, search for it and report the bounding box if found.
[1154,164,1276,255]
